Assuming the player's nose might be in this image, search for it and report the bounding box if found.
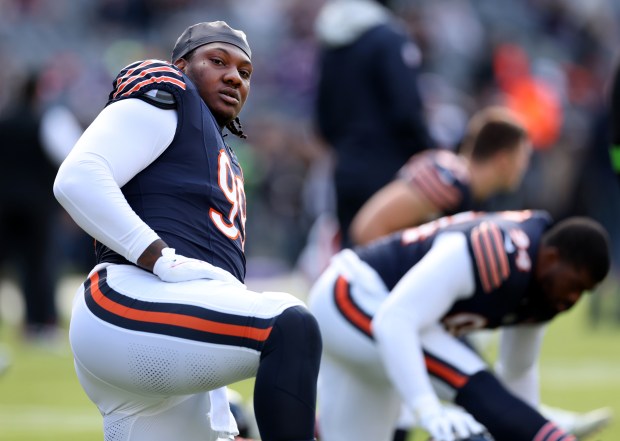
[223,68,242,86]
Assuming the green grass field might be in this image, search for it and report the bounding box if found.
[0,277,618,441]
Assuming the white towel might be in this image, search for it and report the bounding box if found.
[208,386,239,440]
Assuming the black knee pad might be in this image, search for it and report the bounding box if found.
[260,305,322,400]
[255,306,322,440]
[262,305,322,356]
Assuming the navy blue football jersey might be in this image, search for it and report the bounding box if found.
[95,60,247,281]
[398,149,473,215]
[355,210,559,332]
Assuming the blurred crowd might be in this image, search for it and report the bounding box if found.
[1,0,620,330]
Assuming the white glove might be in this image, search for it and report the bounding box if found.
[415,396,485,441]
[153,248,241,284]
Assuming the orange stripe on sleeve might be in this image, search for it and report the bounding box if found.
[471,228,492,293]
[118,76,186,98]
[114,65,185,98]
[115,60,157,86]
[479,224,502,289]
[115,60,179,85]
[488,223,510,280]
[471,222,511,293]
[412,165,460,211]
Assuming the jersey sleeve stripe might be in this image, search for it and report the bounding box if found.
[115,59,161,85]
[471,222,510,293]
[423,351,469,388]
[84,269,273,352]
[114,65,184,95]
[114,59,180,87]
[472,227,492,292]
[112,61,185,100]
[489,223,510,278]
[480,226,501,291]
[116,76,187,99]
[480,223,510,289]
[412,166,460,210]
[333,275,373,339]
[114,68,185,99]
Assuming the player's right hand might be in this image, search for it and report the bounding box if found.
[153,248,241,284]
[417,400,485,441]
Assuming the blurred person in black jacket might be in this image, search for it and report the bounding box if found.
[0,71,62,342]
[313,0,434,249]
[610,60,620,184]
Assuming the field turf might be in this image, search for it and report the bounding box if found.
[0,276,618,441]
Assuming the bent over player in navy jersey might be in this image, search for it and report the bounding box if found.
[308,210,610,441]
[54,21,321,441]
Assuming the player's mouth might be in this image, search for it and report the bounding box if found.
[219,88,240,105]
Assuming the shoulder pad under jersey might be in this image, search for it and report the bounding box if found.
[140,89,176,109]
[107,59,186,108]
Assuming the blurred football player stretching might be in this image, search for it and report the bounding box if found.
[308,210,610,441]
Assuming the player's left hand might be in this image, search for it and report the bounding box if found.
[417,398,485,441]
[153,248,242,284]
[442,406,485,439]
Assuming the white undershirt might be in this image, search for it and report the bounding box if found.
[53,97,178,264]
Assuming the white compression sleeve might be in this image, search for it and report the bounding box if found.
[372,233,476,414]
[53,97,177,264]
[495,324,546,407]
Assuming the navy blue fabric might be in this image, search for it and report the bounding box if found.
[355,210,559,329]
[254,306,322,441]
[456,370,551,441]
[96,60,246,281]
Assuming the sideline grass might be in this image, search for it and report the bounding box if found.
[0,286,618,440]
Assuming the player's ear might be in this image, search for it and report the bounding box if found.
[496,149,517,180]
[496,149,513,168]
[174,58,187,71]
[538,245,560,269]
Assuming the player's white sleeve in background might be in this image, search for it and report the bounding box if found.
[494,323,546,407]
[53,96,177,264]
[372,233,477,415]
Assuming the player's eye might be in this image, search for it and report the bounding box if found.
[211,58,224,66]
[239,69,251,80]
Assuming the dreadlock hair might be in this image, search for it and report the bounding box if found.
[459,106,528,162]
[179,48,248,139]
[542,217,611,283]
[226,117,247,139]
